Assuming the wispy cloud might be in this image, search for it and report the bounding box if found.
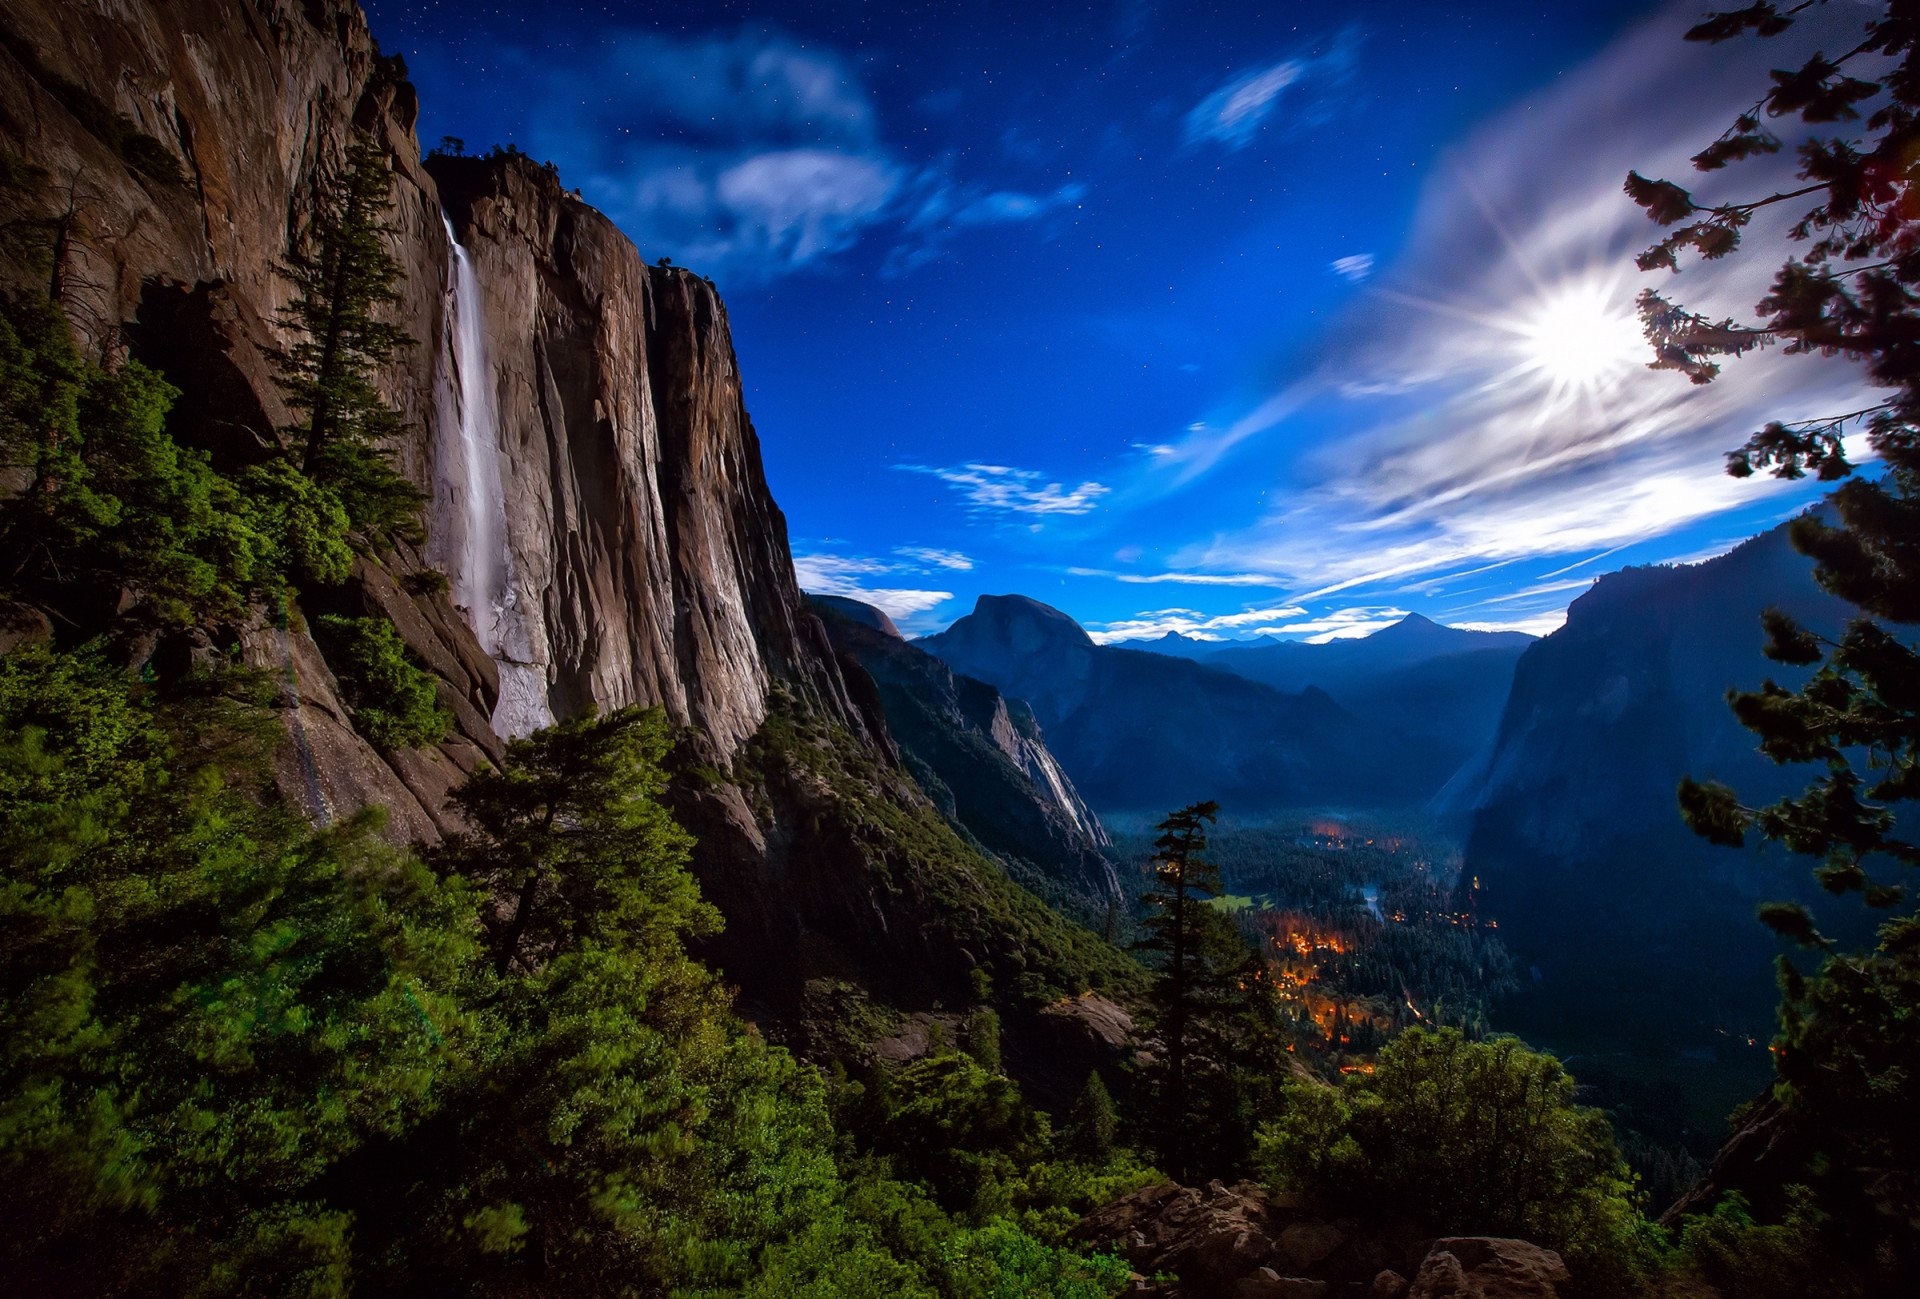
[515,30,1086,282]
[895,546,974,570]
[792,553,953,624]
[1455,611,1568,637]
[1088,602,1310,643]
[1168,3,1877,605]
[885,178,1086,274]
[1183,32,1358,152]
[901,462,1111,516]
[1330,253,1374,282]
[1068,567,1288,587]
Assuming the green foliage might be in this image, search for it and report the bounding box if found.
[0,646,1135,1297]
[0,293,271,626]
[310,614,450,750]
[0,644,485,1293]
[1063,1072,1117,1165]
[276,135,423,542]
[1257,1028,1651,1294]
[964,1007,1003,1075]
[1665,1190,1856,1299]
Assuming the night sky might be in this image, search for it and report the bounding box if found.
[365,0,1869,639]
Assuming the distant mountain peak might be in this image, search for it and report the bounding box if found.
[949,594,1096,650]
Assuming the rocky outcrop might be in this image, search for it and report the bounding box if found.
[1076,1183,1571,1299]
[1406,1239,1569,1299]
[811,595,1117,916]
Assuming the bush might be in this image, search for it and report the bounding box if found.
[311,614,450,749]
[1257,1028,1652,1293]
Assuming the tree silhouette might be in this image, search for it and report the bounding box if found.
[1629,1,1920,1277]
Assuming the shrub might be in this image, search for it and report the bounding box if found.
[1257,1028,1652,1294]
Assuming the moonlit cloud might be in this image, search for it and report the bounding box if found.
[886,179,1087,273]
[1455,611,1568,637]
[1169,3,1879,607]
[1186,61,1303,149]
[793,553,954,624]
[895,546,974,570]
[515,30,1086,281]
[1262,606,1411,643]
[1184,34,1357,152]
[1089,603,1310,643]
[901,463,1111,516]
[1068,568,1288,587]
[1330,253,1374,282]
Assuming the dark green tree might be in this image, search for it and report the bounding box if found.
[1062,1071,1117,1165]
[1133,800,1220,1178]
[435,706,713,976]
[1132,800,1287,1179]
[310,613,451,750]
[277,134,422,542]
[1628,1,1920,1283]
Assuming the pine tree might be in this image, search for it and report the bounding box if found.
[1131,800,1287,1178]
[277,134,421,542]
[1133,800,1220,1178]
[434,706,713,976]
[1063,1070,1117,1164]
[1629,2,1920,1278]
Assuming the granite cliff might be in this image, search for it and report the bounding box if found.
[0,0,1121,1016]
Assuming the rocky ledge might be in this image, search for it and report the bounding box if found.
[1075,1180,1572,1299]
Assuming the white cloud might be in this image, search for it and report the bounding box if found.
[1330,253,1374,282]
[792,553,953,623]
[1263,606,1411,644]
[886,179,1087,273]
[1455,611,1568,637]
[1089,603,1310,643]
[894,546,974,570]
[1068,567,1288,587]
[1183,34,1358,152]
[712,150,901,262]
[1186,61,1304,149]
[517,30,1084,282]
[902,462,1111,516]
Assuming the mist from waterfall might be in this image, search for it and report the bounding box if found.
[431,215,553,738]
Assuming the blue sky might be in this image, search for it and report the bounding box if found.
[367,0,1873,640]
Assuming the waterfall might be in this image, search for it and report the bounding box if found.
[431,215,553,738]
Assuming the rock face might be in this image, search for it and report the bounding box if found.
[920,595,1382,813]
[427,154,860,757]
[812,595,1118,916]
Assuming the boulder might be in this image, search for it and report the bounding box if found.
[1408,1237,1570,1299]
[1371,1269,1411,1299]
[1234,1271,1328,1298]
[1075,1179,1366,1296]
